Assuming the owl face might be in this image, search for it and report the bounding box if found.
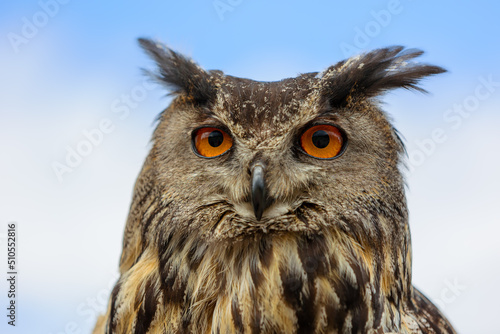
[140,39,445,243]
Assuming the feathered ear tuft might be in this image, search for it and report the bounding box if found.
[138,38,216,104]
[320,46,446,106]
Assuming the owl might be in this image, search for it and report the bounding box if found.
[93,38,456,334]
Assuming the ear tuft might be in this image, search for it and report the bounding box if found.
[321,46,446,106]
[138,38,216,104]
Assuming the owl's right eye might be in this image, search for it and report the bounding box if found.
[299,124,345,159]
[192,127,233,158]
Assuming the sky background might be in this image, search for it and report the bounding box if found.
[0,0,499,333]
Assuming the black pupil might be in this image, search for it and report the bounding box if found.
[311,130,330,149]
[208,130,224,147]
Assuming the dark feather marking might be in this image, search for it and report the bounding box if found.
[138,38,216,105]
[258,236,273,269]
[134,185,154,212]
[386,292,396,327]
[296,279,316,334]
[157,233,173,275]
[134,278,158,334]
[210,210,230,234]
[329,269,363,330]
[324,253,342,331]
[187,240,207,271]
[367,210,385,250]
[107,280,122,334]
[351,311,361,334]
[161,264,188,305]
[232,246,245,278]
[141,204,169,252]
[371,264,384,329]
[412,289,456,334]
[295,208,310,227]
[321,46,446,107]
[297,234,328,276]
[175,233,188,253]
[280,266,317,332]
[280,267,304,309]
[231,297,245,333]
[344,257,370,332]
[325,302,341,332]
[359,207,385,329]
[295,235,332,333]
[157,232,189,306]
[330,303,347,332]
[249,253,264,289]
[180,290,193,333]
[250,301,261,334]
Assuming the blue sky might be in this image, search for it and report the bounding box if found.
[1,1,499,333]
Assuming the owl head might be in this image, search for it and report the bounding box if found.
[121,39,444,271]
[98,40,450,333]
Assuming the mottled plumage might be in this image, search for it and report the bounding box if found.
[93,39,455,334]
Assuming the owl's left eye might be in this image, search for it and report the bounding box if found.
[299,124,345,159]
[192,127,233,158]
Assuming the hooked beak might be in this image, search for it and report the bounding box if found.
[250,163,269,221]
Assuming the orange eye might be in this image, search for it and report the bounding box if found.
[300,124,344,159]
[193,127,233,158]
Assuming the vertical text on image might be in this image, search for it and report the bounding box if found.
[6,223,17,326]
